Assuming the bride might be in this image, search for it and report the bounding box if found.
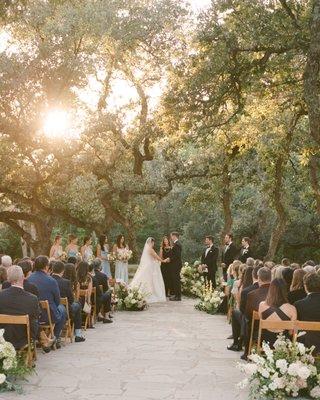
[130,237,168,303]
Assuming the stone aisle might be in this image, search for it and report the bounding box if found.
[4,298,248,400]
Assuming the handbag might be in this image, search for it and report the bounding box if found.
[83,301,91,314]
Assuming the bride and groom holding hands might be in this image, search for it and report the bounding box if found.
[130,232,182,303]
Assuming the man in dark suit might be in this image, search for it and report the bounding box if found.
[2,259,39,297]
[239,237,253,263]
[28,256,67,348]
[241,267,271,360]
[169,232,182,301]
[221,233,238,281]
[200,235,219,288]
[51,261,85,342]
[295,273,320,354]
[0,265,39,349]
[227,265,261,352]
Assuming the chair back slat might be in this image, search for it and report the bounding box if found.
[0,314,29,325]
[295,321,320,331]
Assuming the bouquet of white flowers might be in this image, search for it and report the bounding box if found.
[195,281,225,314]
[117,249,133,262]
[107,252,117,262]
[0,329,32,392]
[180,261,205,298]
[115,283,147,311]
[238,335,320,399]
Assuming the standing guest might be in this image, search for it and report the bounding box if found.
[51,261,85,342]
[113,234,129,284]
[65,234,79,259]
[288,269,306,304]
[1,255,12,269]
[159,236,172,297]
[295,273,320,353]
[200,235,219,288]
[81,236,93,263]
[258,279,297,347]
[49,235,63,260]
[169,232,183,302]
[28,256,67,348]
[221,234,238,281]
[239,237,252,263]
[91,259,113,323]
[2,259,39,297]
[0,266,7,288]
[96,234,112,278]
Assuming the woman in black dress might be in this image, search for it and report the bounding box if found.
[288,269,307,304]
[159,236,172,297]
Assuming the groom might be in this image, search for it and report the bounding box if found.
[169,232,182,302]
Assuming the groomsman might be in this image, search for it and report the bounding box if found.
[201,236,219,288]
[221,233,238,281]
[239,237,252,263]
[169,232,182,302]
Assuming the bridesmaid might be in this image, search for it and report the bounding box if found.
[113,234,129,284]
[97,234,112,278]
[81,236,93,263]
[159,236,172,297]
[49,235,63,260]
[65,234,79,259]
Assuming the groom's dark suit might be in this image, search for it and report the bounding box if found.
[170,240,182,300]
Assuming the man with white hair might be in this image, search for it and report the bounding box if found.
[0,265,39,349]
[1,255,12,269]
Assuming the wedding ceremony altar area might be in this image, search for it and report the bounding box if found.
[2,299,246,400]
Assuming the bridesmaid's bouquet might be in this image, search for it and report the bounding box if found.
[107,253,117,262]
[117,249,133,262]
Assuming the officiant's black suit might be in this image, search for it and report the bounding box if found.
[201,245,219,288]
[170,240,182,300]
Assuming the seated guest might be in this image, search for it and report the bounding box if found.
[288,269,306,304]
[291,263,301,270]
[28,256,67,348]
[259,278,297,347]
[63,263,79,298]
[272,265,285,280]
[303,264,315,274]
[90,261,113,324]
[281,258,291,267]
[295,273,320,354]
[0,266,7,288]
[282,267,294,292]
[67,256,77,265]
[2,259,39,297]
[1,255,12,269]
[51,262,85,342]
[77,261,94,328]
[0,266,39,349]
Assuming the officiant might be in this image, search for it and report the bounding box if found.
[200,236,219,288]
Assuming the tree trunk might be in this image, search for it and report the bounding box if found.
[220,160,233,244]
[303,0,320,214]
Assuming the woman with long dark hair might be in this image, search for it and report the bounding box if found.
[159,236,172,297]
[97,234,111,278]
[258,278,297,347]
[113,234,130,283]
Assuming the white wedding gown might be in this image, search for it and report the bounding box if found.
[130,238,166,303]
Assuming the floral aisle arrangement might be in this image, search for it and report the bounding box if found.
[195,281,225,314]
[0,330,32,392]
[115,283,148,311]
[238,335,320,400]
[180,261,205,298]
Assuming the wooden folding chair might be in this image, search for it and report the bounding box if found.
[294,321,320,351]
[39,300,56,349]
[0,314,36,367]
[257,319,295,354]
[248,311,260,356]
[60,298,73,343]
[79,289,90,330]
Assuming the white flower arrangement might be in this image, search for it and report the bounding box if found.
[116,249,133,262]
[107,252,117,262]
[195,281,225,314]
[238,334,320,399]
[115,283,147,311]
[180,261,205,298]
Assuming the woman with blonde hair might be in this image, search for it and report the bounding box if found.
[49,235,63,260]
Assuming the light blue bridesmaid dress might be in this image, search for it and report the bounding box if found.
[101,246,112,278]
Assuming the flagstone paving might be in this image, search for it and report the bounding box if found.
[3,298,248,400]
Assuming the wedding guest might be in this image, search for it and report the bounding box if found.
[159,236,172,297]
[258,278,297,347]
[295,273,320,353]
[239,237,252,263]
[0,266,7,288]
[291,263,301,270]
[63,263,79,298]
[264,261,275,270]
[67,256,78,265]
[1,255,12,269]
[282,267,294,292]
[91,259,113,323]
[77,261,93,327]
[246,258,255,267]
[200,235,219,288]
[81,236,93,263]
[0,265,39,350]
[2,259,39,297]
[96,234,112,278]
[49,235,63,260]
[65,234,79,259]
[303,264,315,274]
[272,265,285,280]
[113,234,129,284]
[281,258,291,267]
[288,269,306,304]
[51,261,85,342]
[221,233,238,281]
[28,256,67,348]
